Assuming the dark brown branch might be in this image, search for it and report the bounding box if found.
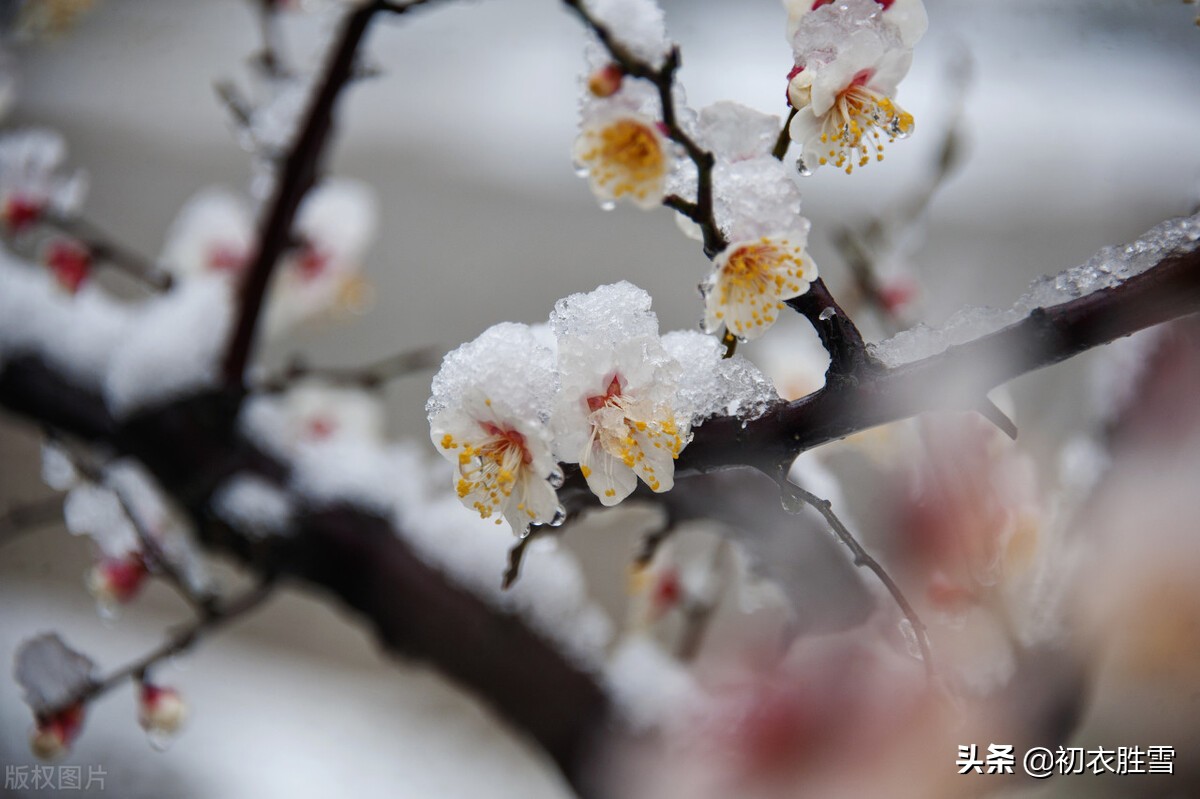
[676,233,1200,476]
[771,106,797,161]
[785,277,873,380]
[561,1,727,257]
[221,3,382,386]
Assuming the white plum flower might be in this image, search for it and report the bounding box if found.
[574,77,674,210]
[268,178,377,333]
[159,179,377,334]
[689,103,818,341]
[786,0,922,174]
[0,129,87,232]
[552,282,688,505]
[428,323,563,533]
[280,381,387,445]
[160,188,255,278]
[701,223,818,341]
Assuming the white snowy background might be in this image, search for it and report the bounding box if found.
[1,0,1198,796]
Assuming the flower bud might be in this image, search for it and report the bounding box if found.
[44,238,92,294]
[587,63,624,98]
[138,683,187,736]
[2,195,43,233]
[30,705,85,760]
[87,555,148,606]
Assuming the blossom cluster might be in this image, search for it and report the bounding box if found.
[427,282,778,533]
[160,179,377,334]
[784,0,927,174]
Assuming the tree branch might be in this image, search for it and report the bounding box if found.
[561,1,727,257]
[221,3,382,387]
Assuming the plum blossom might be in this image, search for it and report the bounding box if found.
[702,227,817,341]
[574,75,675,210]
[689,103,818,340]
[159,179,377,333]
[552,282,688,505]
[0,129,87,232]
[785,0,925,174]
[428,323,563,533]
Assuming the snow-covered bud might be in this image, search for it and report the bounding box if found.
[43,238,92,293]
[138,683,187,737]
[87,555,149,606]
[31,704,85,760]
[587,63,624,98]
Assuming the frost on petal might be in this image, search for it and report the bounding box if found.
[868,213,1200,368]
[662,330,780,423]
[702,233,817,341]
[552,283,687,502]
[428,323,560,532]
[697,102,781,163]
[786,0,917,175]
[15,633,96,717]
[63,483,140,558]
[582,0,670,67]
[712,157,805,243]
[160,188,255,280]
[105,276,234,417]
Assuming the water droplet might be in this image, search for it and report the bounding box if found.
[697,280,711,299]
[818,306,836,321]
[146,728,175,752]
[599,200,616,212]
[547,467,564,489]
[573,164,590,178]
[549,506,567,527]
[795,157,813,177]
[780,490,804,515]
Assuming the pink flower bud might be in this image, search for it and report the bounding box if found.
[2,195,43,233]
[31,704,85,760]
[138,683,187,736]
[44,238,92,294]
[587,63,624,98]
[87,555,149,606]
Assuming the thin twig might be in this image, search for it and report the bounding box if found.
[256,345,441,393]
[51,580,275,718]
[109,484,219,618]
[40,214,173,292]
[771,106,797,161]
[675,539,728,662]
[561,1,727,257]
[221,3,384,386]
[779,476,938,683]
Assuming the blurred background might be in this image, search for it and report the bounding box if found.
[2,0,1198,796]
